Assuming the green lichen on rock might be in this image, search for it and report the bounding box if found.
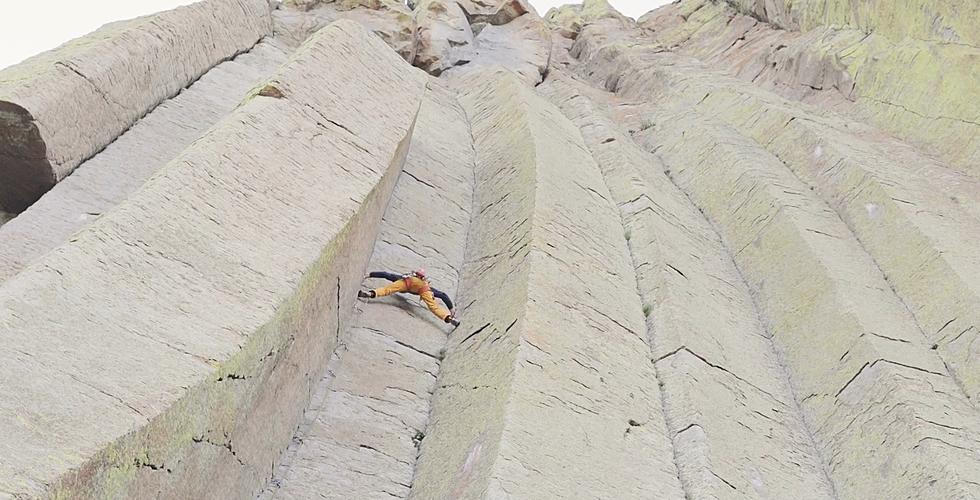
[546,0,632,38]
[724,0,980,46]
[640,0,980,173]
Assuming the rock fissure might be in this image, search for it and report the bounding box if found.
[5,0,980,498]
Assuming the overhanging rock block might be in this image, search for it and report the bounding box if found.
[413,0,475,75]
[0,19,427,499]
[457,0,532,25]
[410,69,683,498]
[0,0,273,213]
[441,15,553,85]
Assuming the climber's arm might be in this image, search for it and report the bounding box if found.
[432,288,454,310]
[369,271,403,282]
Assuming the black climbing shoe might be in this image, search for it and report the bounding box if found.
[446,315,460,327]
[358,290,376,299]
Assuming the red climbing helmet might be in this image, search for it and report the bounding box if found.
[414,268,427,279]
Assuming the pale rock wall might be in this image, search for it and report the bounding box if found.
[273,0,549,82]
[539,74,836,499]
[410,69,683,499]
[413,0,475,75]
[4,0,980,497]
[457,0,533,25]
[637,0,980,175]
[582,44,980,405]
[261,79,474,500]
[0,0,273,213]
[545,0,632,39]
[569,7,980,497]
[441,15,553,85]
[0,41,290,284]
[647,106,980,499]
[723,0,980,46]
[0,21,427,499]
[272,0,418,61]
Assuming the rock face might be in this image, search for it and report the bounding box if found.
[0,40,290,284]
[545,0,631,39]
[272,0,551,83]
[413,0,474,75]
[0,20,426,498]
[411,69,683,498]
[2,0,980,498]
[273,0,419,60]
[539,75,837,498]
[457,0,532,25]
[261,78,474,500]
[636,0,980,174]
[0,0,272,213]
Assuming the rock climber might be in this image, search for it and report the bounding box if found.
[358,268,461,327]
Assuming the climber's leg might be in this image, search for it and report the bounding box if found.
[362,279,408,299]
[421,290,459,326]
[420,290,451,321]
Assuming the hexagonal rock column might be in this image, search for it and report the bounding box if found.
[410,69,684,499]
[0,41,290,285]
[649,108,980,498]
[0,20,427,499]
[0,0,272,213]
[261,80,474,500]
[539,75,837,498]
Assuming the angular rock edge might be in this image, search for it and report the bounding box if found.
[0,20,426,499]
[410,68,684,498]
[0,0,273,213]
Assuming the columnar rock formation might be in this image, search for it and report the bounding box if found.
[412,69,684,498]
[0,18,427,498]
[0,0,272,213]
[1,0,979,498]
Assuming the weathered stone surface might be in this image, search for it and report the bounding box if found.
[579,39,980,406]
[540,74,836,499]
[410,69,683,499]
[0,0,273,213]
[7,0,980,497]
[274,0,551,82]
[645,106,980,498]
[0,40,290,284]
[273,0,417,60]
[413,0,474,75]
[567,8,980,497]
[545,0,632,39]
[282,0,318,11]
[0,20,427,499]
[261,79,473,500]
[723,0,980,46]
[638,0,980,175]
[457,0,533,25]
[441,14,552,85]
[686,83,980,404]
